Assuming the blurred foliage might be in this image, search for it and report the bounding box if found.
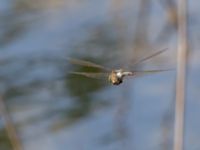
[0,14,27,47]
[13,0,64,12]
[4,87,26,100]
[0,128,12,150]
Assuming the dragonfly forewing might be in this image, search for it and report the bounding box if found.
[127,48,168,69]
[69,71,109,80]
[67,57,110,71]
[132,69,172,77]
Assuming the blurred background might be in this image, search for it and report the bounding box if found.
[0,0,199,150]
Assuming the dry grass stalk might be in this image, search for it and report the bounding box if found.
[174,0,188,150]
[0,96,23,150]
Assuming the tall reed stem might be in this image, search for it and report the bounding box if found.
[174,0,188,150]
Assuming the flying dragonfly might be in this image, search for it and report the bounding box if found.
[68,49,170,86]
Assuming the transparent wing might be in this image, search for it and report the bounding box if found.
[69,71,109,80]
[129,48,168,68]
[67,57,110,71]
[132,69,173,77]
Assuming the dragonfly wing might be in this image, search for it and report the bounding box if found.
[67,57,110,71]
[132,69,173,77]
[69,71,109,80]
[130,48,168,68]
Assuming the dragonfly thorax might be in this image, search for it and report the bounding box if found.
[108,69,134,85]
[108,69,124,85]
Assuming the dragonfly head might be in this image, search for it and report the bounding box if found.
[108,69,124,85]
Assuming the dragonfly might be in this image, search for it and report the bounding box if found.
[68,49,170,86]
